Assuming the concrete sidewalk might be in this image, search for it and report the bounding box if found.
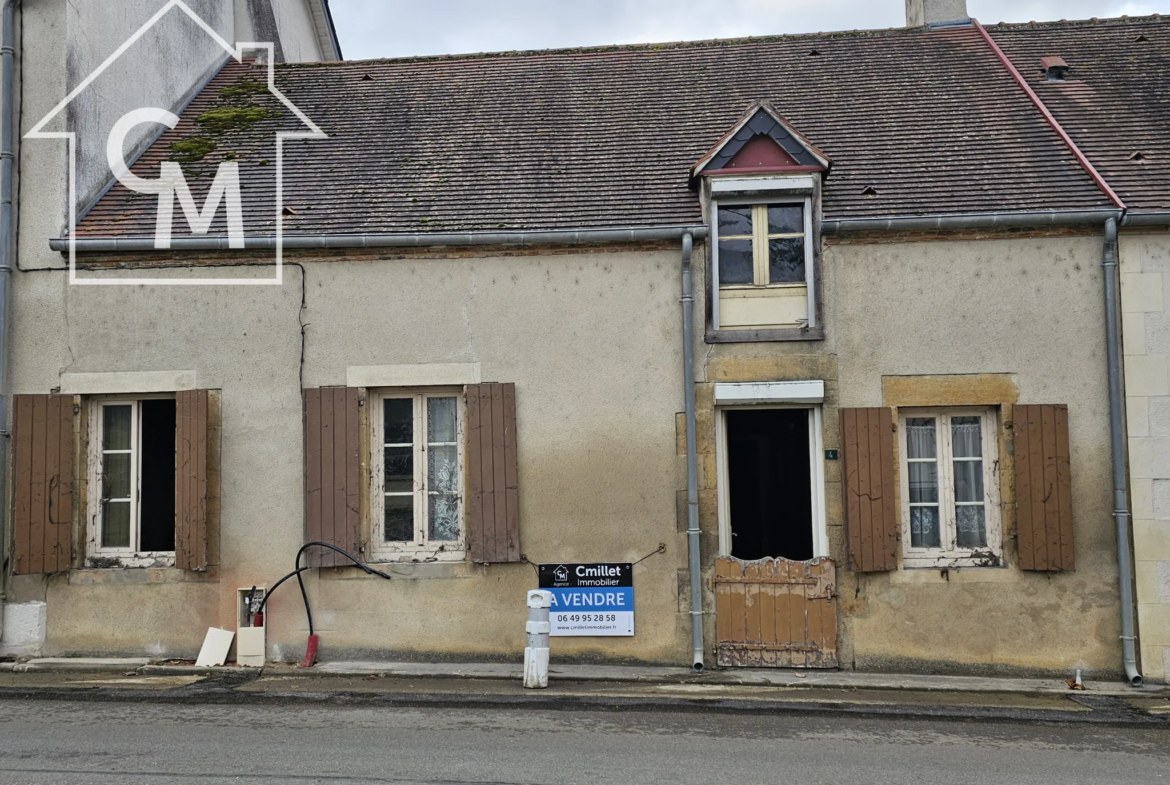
[3,656,1167,697]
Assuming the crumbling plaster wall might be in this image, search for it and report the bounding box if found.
[8,249,692,663]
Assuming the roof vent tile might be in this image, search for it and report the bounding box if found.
[1040,55,1070,81]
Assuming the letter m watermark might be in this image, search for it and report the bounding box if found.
[108,108,245,249]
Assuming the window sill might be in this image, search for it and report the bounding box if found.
[68,566,218,586]
[321,561,474,581]
[706,326,825,344]
[902,554,1004,570]
[84,553,175,570]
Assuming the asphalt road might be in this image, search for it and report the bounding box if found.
[0,698,1167,785]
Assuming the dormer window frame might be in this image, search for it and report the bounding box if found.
[711,193,817,331]
[703,174,824,344]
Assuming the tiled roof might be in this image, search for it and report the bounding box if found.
[78,21,1139,240]
[988,16,1170,213]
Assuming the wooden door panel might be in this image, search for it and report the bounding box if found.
[714,556,838,668]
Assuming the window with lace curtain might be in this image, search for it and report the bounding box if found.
[371,390,464,562]
[898,409,1003,568]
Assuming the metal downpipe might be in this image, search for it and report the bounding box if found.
[681,232,704,672]
[0,0,18,630]
[1103,217,1143,687]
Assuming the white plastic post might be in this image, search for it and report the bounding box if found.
[524,589,552,689]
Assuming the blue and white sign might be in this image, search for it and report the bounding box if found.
[538,563,634,636]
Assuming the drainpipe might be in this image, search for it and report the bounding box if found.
[0,0,18,631]
[1102,217,1143,687]
[680,232,704,672]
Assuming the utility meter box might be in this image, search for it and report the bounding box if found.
[236,587,266,667]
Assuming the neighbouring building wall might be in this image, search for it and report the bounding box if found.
[63,0,237,213]
[1120,230,1170,684]
[692,231,1122,677]
[16,0,328,230]
[7,247,692,663]
[268,0,326,63]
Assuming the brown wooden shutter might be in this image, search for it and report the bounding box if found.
[175,389,211,572]
[12,394,75,575]
[303,388,361,568]
[1013,404,1074,571]
[466,383,520,563]
[840,407,898,572]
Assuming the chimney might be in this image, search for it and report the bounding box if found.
[905,0,970,27]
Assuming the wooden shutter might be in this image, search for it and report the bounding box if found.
[303,387,361,568]
[840,407,898,572]
[175,389,212,571]
[466,383,520,563]
[1014,404,1074,571]
[12,394,75,575]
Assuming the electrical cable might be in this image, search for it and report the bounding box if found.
[255,541,393,666]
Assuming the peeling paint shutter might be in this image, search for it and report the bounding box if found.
[465,383,520,563]
[303,388,361,568]
[840,407,898,572]
[12,395,75,575]
[175,389,214,572]
[1013,404,1074,572]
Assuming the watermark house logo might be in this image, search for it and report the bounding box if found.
[26,0,325,286]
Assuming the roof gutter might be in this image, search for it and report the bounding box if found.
[50,225,710,253]
[822,209,1122,233]
[972,18,1126,210]
[1121,212,1170,228]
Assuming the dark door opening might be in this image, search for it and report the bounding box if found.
[726,408,813,561]
[139,399,176,552]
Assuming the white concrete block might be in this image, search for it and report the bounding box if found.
[1156,479,1170,520]
[1159,561,1170,603]
[1121,272,1165,313]
[1130,438,1170,480]
[1133,479,1155,520]
[0,602,47,656]
[1150,396,1170,437]
[1123,311,1147,356]
[1118,236,1143,275]
[1128,396,1150,438]
[1126,355,1170,397]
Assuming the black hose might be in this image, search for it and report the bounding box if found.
[256,542,394,637]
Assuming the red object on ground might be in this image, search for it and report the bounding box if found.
[301,634,319,668]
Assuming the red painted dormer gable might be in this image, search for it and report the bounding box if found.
[692,100,830,183]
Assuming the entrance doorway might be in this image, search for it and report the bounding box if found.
[714,404,837,668]
[725,408,813,561]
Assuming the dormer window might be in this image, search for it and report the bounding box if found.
[714,200,814,332]
[693,102,829,341]
[718,204,806,286]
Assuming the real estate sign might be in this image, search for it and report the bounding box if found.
[538,563,633,636]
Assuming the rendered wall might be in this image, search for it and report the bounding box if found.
[692,232,1122,677]
[7,250,692,664]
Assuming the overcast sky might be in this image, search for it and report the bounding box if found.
[329,0,1170,60]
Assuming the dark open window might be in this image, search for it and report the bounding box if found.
[725,409,814,562]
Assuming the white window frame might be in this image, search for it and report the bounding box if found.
[86,396,176,567]
[898,408,1003,569]
[711,195,816,331]
[714,404,830,561]
[370,388,466,563]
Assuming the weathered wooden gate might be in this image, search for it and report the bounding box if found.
[714,556,838,668]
